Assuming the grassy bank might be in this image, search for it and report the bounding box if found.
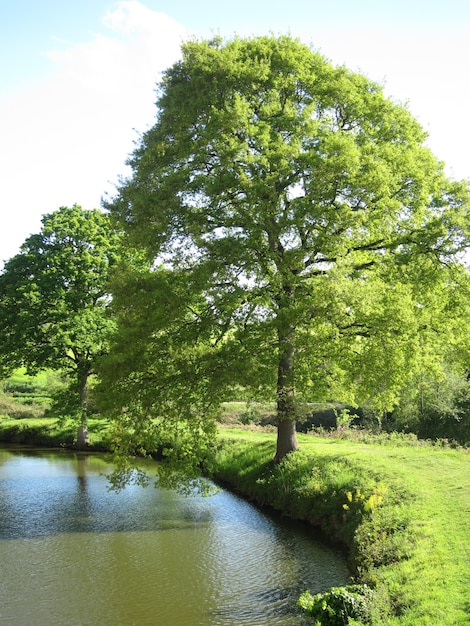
[0,417,469,624]
[213,429,470,625]
[0,416,112,449]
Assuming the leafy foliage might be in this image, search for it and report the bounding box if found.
[0,205,121,423]
[387,364,470,444]
[297,584,374,625]
[105,35,470,460]
[96,262,224,481]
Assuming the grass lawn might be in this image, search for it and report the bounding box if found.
[216,429,470,625]
[304,437,470,624]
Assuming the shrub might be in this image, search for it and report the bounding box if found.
[297,584,374,625]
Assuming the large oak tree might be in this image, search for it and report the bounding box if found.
[106,36,469,461]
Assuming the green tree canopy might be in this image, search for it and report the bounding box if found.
[0,205,122,443]
[105,35,470,461]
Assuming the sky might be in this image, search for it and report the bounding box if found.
[1,0,469,266]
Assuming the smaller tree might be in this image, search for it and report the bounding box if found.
[0,205,121,446]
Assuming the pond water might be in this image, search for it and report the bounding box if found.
[0,444,349,625]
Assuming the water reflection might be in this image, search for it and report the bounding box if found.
[0,444,349,625]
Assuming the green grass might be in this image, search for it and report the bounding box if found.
[214,429,470,625]
[0,416,112,450]
[0,368,60,418]
[2,367,57,397]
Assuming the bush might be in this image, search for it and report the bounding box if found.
[297,584,374,625]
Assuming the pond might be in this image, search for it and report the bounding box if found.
[0,444,350,625]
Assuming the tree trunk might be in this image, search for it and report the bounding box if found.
[76,364,90,450]
[76,423,89,450]
[275,418,299,462]
[274,314,299,462]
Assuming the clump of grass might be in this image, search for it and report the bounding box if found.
[307,425,468,450]
[0,369,57,419]
[0,394,46,419]
[0,417,69,446]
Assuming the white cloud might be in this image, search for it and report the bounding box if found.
[0,1,187,265]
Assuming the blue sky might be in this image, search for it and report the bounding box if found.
[1,0,469,265]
